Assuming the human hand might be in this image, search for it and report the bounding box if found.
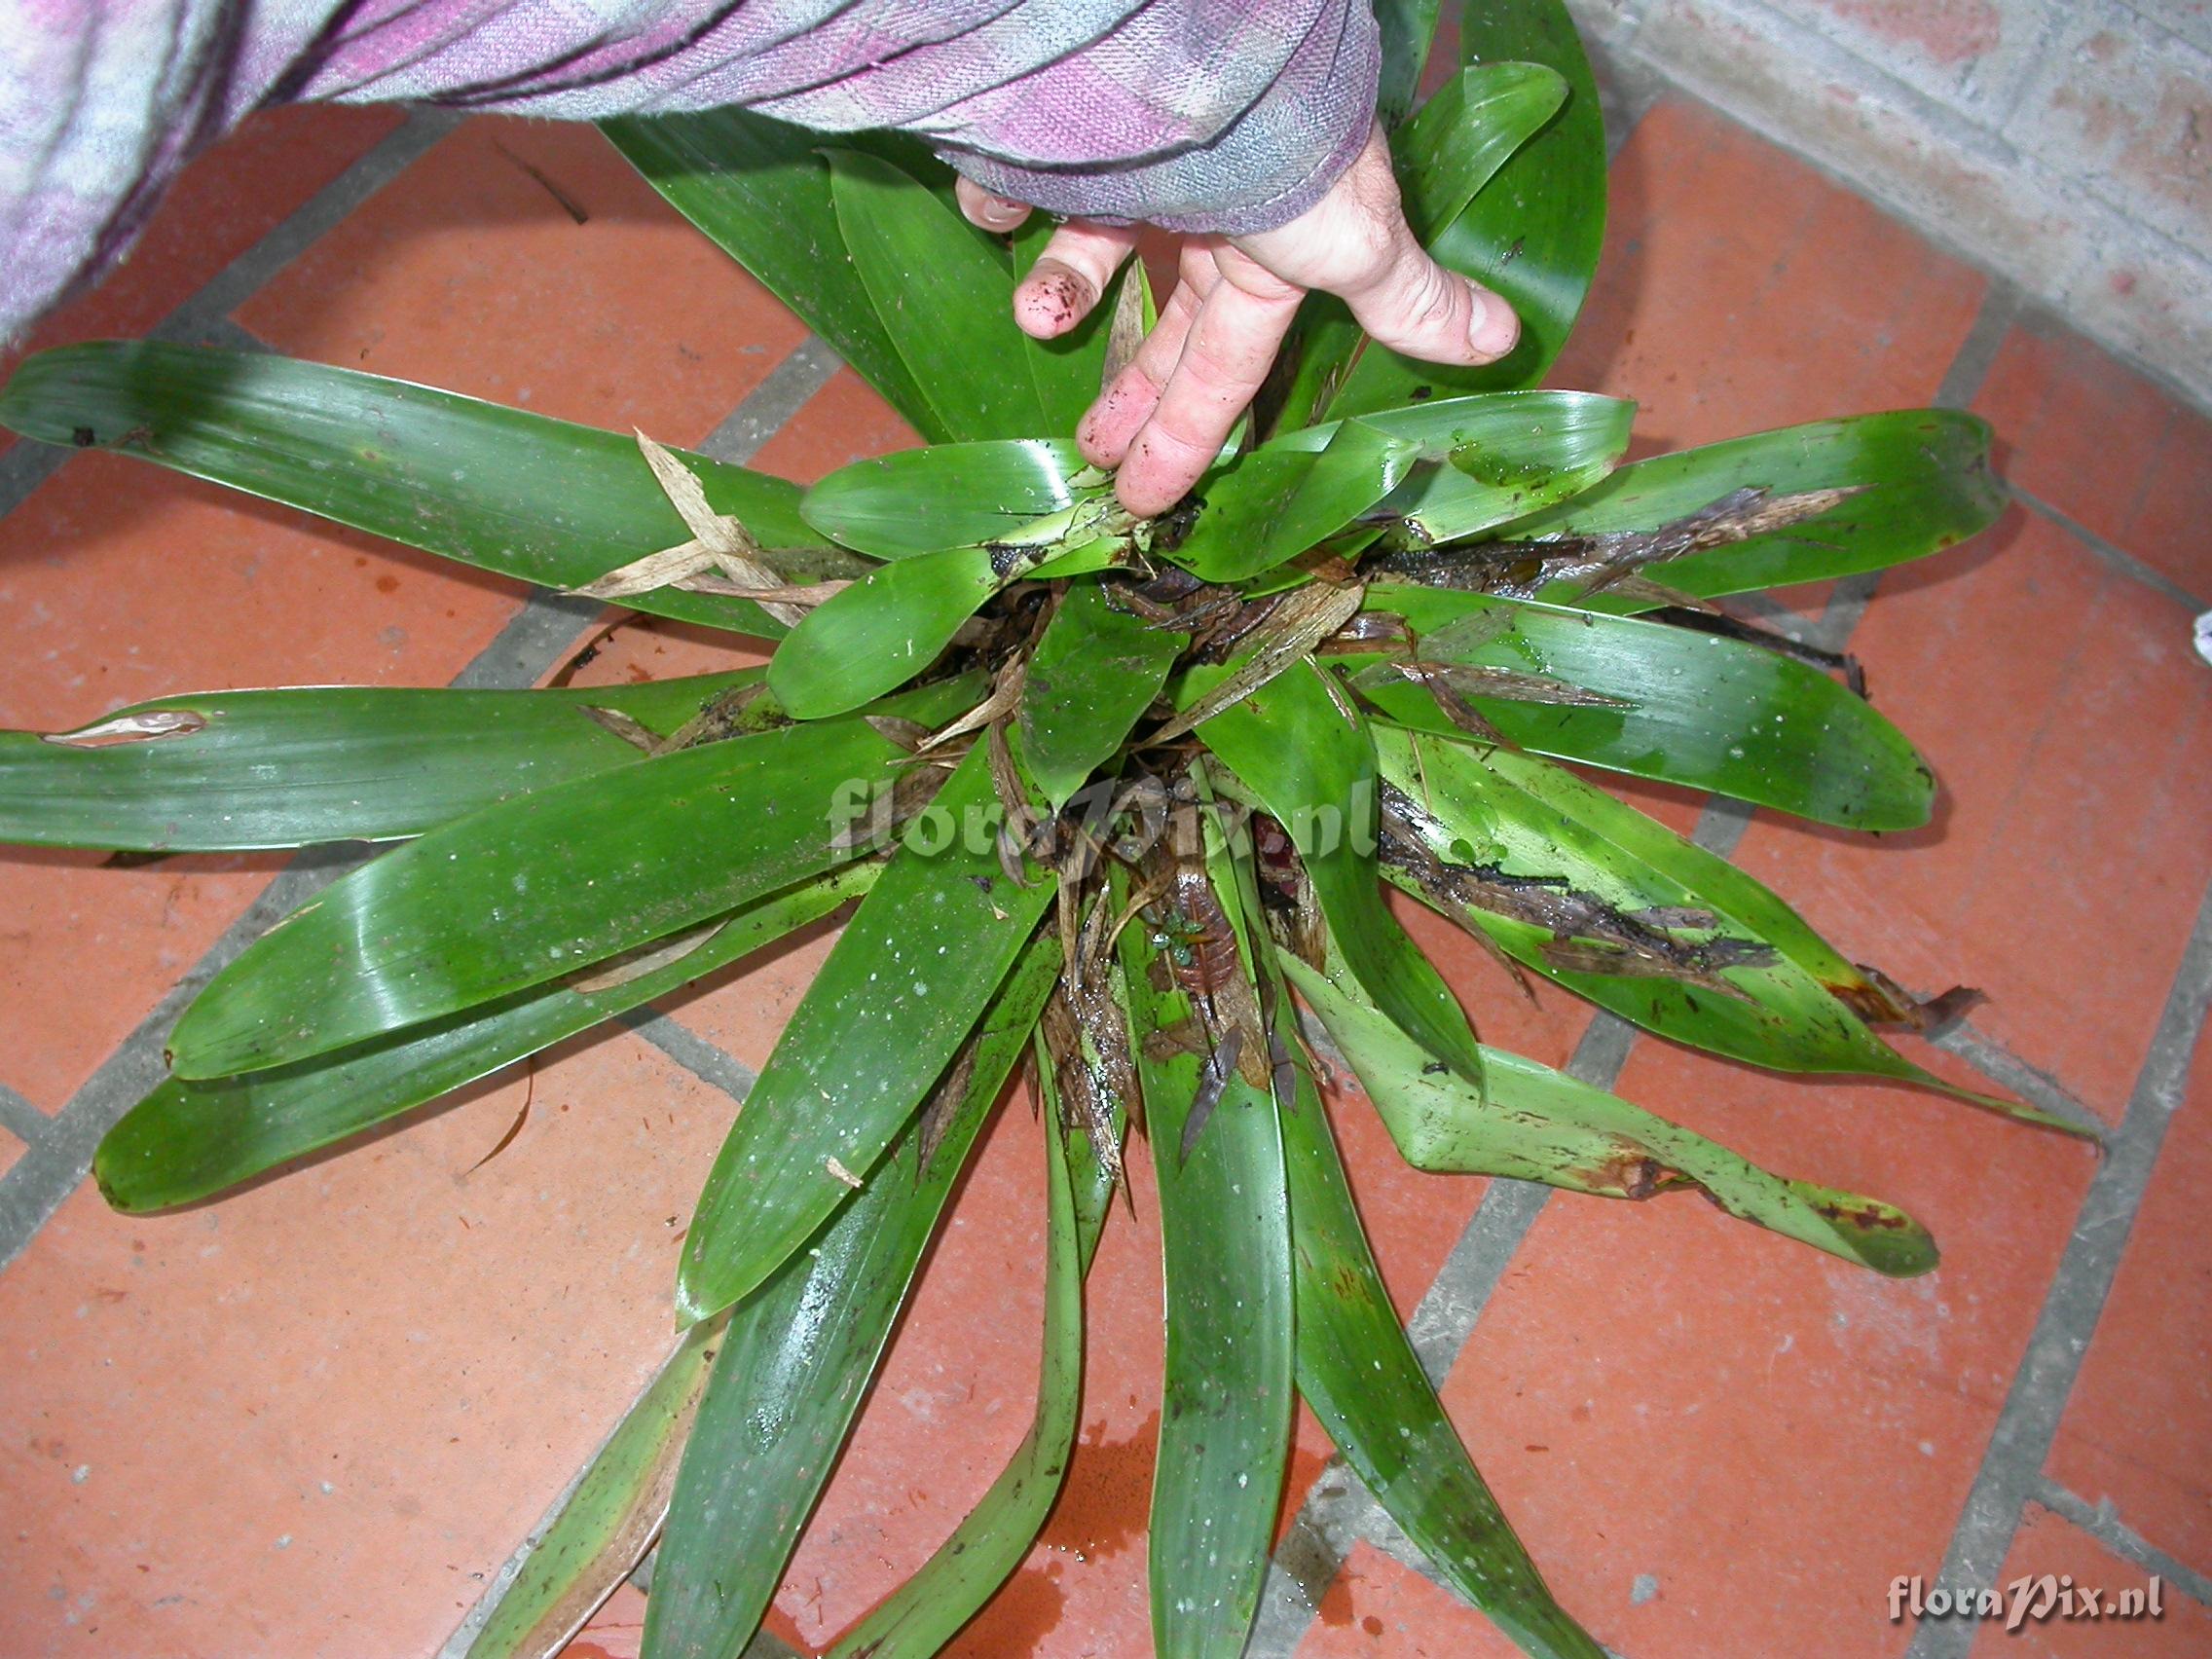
[955,125,1521,518]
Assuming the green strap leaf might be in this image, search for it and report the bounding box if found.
[1276,391,1636,548]
[770,505,1130,719]
[0,673,769,851]
[1515,411,2009,608]
[1162,421,1419,582]
[1357,585,1936,830]
[1020,582,1187,812]
[824,1057,1113,1659]
[464,1310,727,1659]
[643,932,1055,1659]
[1272,63,1575,434]
[1375,0,1445,129]
[1117,825,1294,1658]
[1283,950,1939,1278]
[1197,661,1488,1091]
[801,438,1095,560]
[1368,726,2089,1137]
[769,545,1012,719]
[826,148,1051,443]
[601,114,944,437]
[95,865,879,1214]
[166,703,966,1078]
[1273,1018,1606,1659]
[1330,0,1608,418]
[676,741,1058,1323]
[1398,64,1572,245]
[0,343,838,637]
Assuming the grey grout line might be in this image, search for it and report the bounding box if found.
[0,842,371,1267]
[0,1081,51,1150]
[1935,279,2021,411]
[1904,881,2212,1659]
[2031,1477,2212,1610]
[694,337,846,466]
[0,111,461,523]
[159,110,465,338]
[1932,1021,2106,1140]
[619,1008,760,1104]
[0,422,70,520]
[2011,484,2209,613]
[0,586,596,1271]
[178,314,275,355]
[447,591,607,689]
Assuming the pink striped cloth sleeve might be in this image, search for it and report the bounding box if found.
[2,0,1380,342]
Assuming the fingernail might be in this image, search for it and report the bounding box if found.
[1468,289,1520,359]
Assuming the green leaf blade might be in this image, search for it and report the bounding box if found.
[643,938,1051,1659]
[1360,586,1936,830]
[1278,391,1635,547]
[674,743,1057,1324]
[1164,420,1419,582]
[769,546,1005,719]
[1284,950,1939,1278]
[166,714,940,1078]
[1276,1043,1605,1657]
[95,866,878,1213]
[1397,63,1571,242]
[1117,866,1294,1657]
[1330,0,1607,416]
[1516,411,2009,608]
[1367,727,2085,1136]
[1198,662,1488,1091]
[802,438,1094,559]
[601,114,943,436]
[0,343,831,637]
[826,149,1049,443]
[464,1314,725,1659]
[0,674,766,852]
[1272,61,1571,434]
[824,1081,1107,1659]
[1020,582,1187,811]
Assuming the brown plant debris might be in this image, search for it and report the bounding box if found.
[1379,783,1776,998]
[42,709,206,748]
[567,919,725,993]
[1361,484,1864,600]
[1148,578,1365,746]
[1833,966,1986,1036]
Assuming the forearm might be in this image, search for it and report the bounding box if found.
[2,0,1379,340]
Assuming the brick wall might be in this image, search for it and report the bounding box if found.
[1565,0,2212,410]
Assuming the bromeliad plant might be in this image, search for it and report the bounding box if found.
[0,4,2081,1656]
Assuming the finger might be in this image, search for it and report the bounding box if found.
[1076,270,1205,467]
[1114,275,1301,517]
[1338,232,1520,365]
[954,174,1033,233]
[1013,220,1140,340]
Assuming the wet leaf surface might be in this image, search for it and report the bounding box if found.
[675,741,1058,1323]
[1284,950,1940,1277]
[645,932,1055,1659]
[0,344,832,637]
[96,866,882,1213]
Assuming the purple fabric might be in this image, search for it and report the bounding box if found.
[1,0,1381,343]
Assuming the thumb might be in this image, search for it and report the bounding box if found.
[1339,233,1520,366]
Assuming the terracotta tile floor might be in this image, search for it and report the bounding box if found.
[2,75,2209,1659]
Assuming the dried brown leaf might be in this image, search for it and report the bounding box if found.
[1148,578,1365,745]
[568,919,724,993]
